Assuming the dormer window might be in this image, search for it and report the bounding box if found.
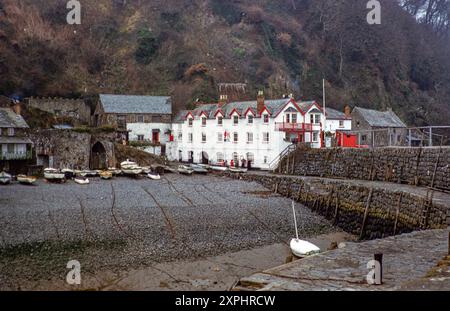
[263,114,269,124]
[233,115,239,125]
[310,114,321,124]
[188,118,193,127]
[217,116,223,126]
[248,115,254,125]
[202,117,207,127]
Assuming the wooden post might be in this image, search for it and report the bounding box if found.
[393,193,402,235]
[333,193,340,224]
[297,183,303,202]
[360,188,374,240]
[429,127,433,147]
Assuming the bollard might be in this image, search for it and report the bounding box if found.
[374,253,383,285]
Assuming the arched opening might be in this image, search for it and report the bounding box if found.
[201,151,209,165]
[91,142,107,170]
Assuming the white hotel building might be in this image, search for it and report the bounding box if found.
[167,93,351,170]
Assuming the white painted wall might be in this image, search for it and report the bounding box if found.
[324,119,352,133]
[127,123,172,144]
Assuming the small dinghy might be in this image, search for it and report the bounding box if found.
[210,166,228,172]
[0,171,12,185]
[80,170,98,177]
[74,177,90,185]
[290,201,321,258]
[178,165,194,175]
[121,159,138,169]
[44,168,66,182]
[99,171,113,180]
[17,175,37,185]
[229,167,248,173]
[147,172,161,180]
[191,164,208,175]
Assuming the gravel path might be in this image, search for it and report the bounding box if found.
[0,174,338,290]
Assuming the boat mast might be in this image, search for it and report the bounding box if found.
[292,201,299,240]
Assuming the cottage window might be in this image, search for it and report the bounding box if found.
[339,120,345,128]
[312,132,319,142]
[233,115,239,125]
[217,132,223,142]
[233,132,239,143]
[310,114,321,124]
[217,153,224,163]
[263,132,270,143]
[178,132,183,141]
[188,118,193,127]
[137,135,145,141]
[247,132,253,144]
[137,115,144,123]
[263,114,269,124]
[248,115,254,125]
[202,117,207,127]
[291,114,297,124]
[201,133,207,143]
[188,133,193,143]
[217,116,223,126]
[247,153,255,163]
[7,128,14,136]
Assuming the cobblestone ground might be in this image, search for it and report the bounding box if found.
[0,174,338,290]
[235,229,450,291]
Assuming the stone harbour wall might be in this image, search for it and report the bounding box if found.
[220,172,448,240]
[278,147,450,190]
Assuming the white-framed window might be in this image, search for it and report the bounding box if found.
[217,116,223,126]
[291,113,297,124]
[217,132,223,142]
[247,132,253,144]
[178,132,183,141]
[313,132,319,142]
[217,152,224,163]
[137,115,144,123]
[263,114,269,124]
[247,152,255,163]
[233,132,239,143]
[310,114,321,124]
[188,118,193,127]
[248,115,254,125]
[264,156,269,164]
[233,115,239,125]
[202,117,207,127]
[263,132,270,143]
[137,135,145,141]
[7,128,14,136]
[188,133,193,143]
[202,133,207,143]
[339,120,345,128]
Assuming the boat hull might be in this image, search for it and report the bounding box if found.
[74,178,90,185]
[17,176,37,185]
[290,239,321,258]
[148,173,161,180]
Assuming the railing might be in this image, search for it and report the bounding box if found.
[0,151,32,160]
[275,122,313,132]
[268,143,298,172]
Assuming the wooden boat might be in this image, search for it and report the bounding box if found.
[0,171,12,185]
[61,169,75,179]
[80,170,98,177]
[290,201,320,258]
[17,175,37,185]
[122,167,143,176]
[99,171,113,180]
[44,168,66,182]
[121,159,138,169]
[210,166,228,172]
[178,165,194,175]
[147,172,161,180]
[229,167,248,173]
[74,177,90,185]
[191,164,209,175]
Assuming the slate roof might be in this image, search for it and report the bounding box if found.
[99,94,172,115]
[0,108,29,128]
[354,107,406,128]
[326,108,350,120]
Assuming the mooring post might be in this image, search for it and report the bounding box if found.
[374,253,383,285]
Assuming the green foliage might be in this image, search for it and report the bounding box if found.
[135,29,160,65]
[233,47,247,59]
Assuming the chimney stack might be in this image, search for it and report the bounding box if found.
[13,101,22,116]
[344,105,351,118]
[218,94,228,108]
[257,90,265,113]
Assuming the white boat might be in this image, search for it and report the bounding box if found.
[74,177,90,185]
[122,168,143,176]
[210,166,228,172]
[44,168,66,182]
[141,167,152,174]
[147,172,161,180]
[191,164,209,175]
[229,167,248,173]
[17,175,37,185]
[121,159,138,169]
[290,201,321,258]
[80,170,98,177]
[178,165,194,175]
[0,171,12,185]
[108,168,122,176]
[99,171,113,180]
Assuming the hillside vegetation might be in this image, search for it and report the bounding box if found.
[0,0,449,125]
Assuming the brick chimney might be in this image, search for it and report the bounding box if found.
[218,94,228,108]
[13,101,22,115]
[344,105,351,118]
[257,90,265,113]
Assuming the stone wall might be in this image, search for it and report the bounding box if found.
[26,97,91,125]
[220,172,448,240]
[278,147,450,190]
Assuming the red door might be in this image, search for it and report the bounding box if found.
[152,132,160,144]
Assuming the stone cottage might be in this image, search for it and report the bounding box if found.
[351,107,407,147]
